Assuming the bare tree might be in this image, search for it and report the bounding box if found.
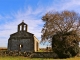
[41,10,80,43]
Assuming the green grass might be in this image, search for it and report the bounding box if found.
[0,56,80,60]
[0,56,54,60]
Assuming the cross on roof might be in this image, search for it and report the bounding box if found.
[22,20,24,22]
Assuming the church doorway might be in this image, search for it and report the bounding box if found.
[19,44,23,51]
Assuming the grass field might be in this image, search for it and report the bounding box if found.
[0,56,80,60]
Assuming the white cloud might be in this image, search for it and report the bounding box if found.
[61,0,78,9]
[56,0,80,11]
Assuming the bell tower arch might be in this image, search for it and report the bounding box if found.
[18,20,28,32]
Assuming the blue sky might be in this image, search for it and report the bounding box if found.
[0,0,80,48]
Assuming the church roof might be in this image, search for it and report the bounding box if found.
[10,31,34,38]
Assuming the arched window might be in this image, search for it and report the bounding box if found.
[24,25,26,31]
[20,25,22,31]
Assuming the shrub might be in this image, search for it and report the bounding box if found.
[52,31,80,58]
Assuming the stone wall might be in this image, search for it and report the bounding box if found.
[0,50,58,58]
[8,35,34,52]
[30,52,58,58]
[34,36,39,52]
[9,39,34,52]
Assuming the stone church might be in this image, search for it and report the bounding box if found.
[8,21,39,52]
